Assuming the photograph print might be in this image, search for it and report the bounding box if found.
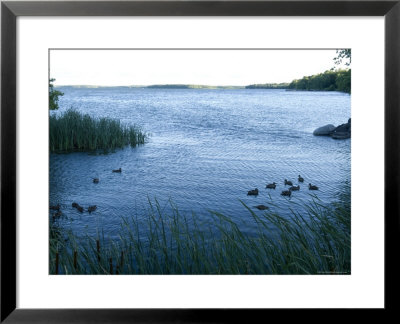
[49,49,351,275]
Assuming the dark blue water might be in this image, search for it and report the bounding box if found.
[50,87,350,240]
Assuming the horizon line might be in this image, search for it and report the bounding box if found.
[55,82,291,87]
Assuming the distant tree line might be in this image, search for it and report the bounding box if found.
[245,83,289,89]
[147,84,243,89]
[147,84,197,89]
[288,69,351,93]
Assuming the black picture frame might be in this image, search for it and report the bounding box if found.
[1,0,399,322]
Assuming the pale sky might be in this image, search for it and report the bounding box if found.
[50,49,347,86]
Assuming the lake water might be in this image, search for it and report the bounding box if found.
[50,87,351,241]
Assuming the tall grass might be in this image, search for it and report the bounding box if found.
[49,194,350,275]
[49,109,148,152]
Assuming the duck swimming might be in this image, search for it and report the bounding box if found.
[93,178,99,183]
[88,205,97,213]
[298,175,304,182]
[247,188,259,196]
[112,168,122,173]
[284,179,293,186]
[254,205,269,210]
[72,202,84,212]
[281,190,292,197]
[309,183,319,190]
[266,182,277,189]
[54,210,62,218]
[49,204,60,211]
[289,185,300,191]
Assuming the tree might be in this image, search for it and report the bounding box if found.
[49,78,64,110]
[288,70,350,93]
[336,69,351,93]
[333,49,351,67]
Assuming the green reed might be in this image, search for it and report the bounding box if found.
[49,109,148,152]
[49,195,350,275]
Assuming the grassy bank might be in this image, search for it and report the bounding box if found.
[49,194,350,275]
[49,109,148,152]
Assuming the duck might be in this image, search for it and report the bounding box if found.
[88,205,97,213]
[289,185,300,191]
[93,178,99,183]
[281,190,292,197]
[112,168,122,173]
[254,205,269,210]
[298,175,304,182]
[54,210,62,218]
[72,202,84,212]
[247,188,259,196]
[309,183,319,190]
[266,182,277,189]
[49,204,60,211]
[284,179,293,186]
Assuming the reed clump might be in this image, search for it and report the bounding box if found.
[49,195,350,275]
[49,109,148,152]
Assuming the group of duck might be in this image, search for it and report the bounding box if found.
[49,167,122,219]
[247,175,319,210]
[71,202,97,213]
[50,201,98,219]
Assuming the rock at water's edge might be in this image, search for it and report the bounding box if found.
[331,119,351,139]
[313,124,336,136]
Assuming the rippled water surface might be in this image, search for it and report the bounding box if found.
[50,88,350,239]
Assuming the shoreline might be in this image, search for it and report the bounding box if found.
[56,85,351,94]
